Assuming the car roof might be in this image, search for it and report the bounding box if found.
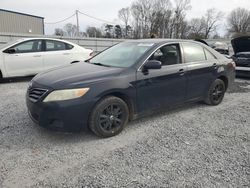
[0,38,79,51]
[126,38,226,59]
[126,38,191,44]
[19,38,72,42]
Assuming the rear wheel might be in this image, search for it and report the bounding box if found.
[204,79,226,105]
[89,96,129,138]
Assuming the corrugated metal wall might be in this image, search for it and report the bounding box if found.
[0,10,44,34]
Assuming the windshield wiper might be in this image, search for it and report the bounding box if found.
[92,62,111,67]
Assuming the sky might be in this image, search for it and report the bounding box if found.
[1,0,250,35]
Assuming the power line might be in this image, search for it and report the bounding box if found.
[44,13,76,24]
[44,10,122,26]
[78,10,120,25]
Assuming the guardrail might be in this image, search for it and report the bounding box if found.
[0,32,232,54]
[0,32,125,53]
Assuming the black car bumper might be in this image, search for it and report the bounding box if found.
[236,67,250,78]
[26,95,96,132]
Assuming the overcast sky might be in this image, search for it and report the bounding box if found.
[1,0,250,35]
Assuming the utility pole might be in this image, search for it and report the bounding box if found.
[76,10,79,38]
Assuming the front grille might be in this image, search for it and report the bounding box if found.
[28,88,48,103]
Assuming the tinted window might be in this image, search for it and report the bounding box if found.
[46,40,67,51]
[66,43,74,50]
[182,42,206,63]
[11,40,42,53]
[149,44,181,66]
[204,48,216,60]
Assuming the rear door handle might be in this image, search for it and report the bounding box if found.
[63,53,70,55]
[179,69,185,76]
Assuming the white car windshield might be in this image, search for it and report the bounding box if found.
[0,39,25,50]
[89,42,155,68]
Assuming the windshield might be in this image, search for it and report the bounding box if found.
[0,39,24,50]
[89,42,154,68]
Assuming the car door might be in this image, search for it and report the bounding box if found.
[43,40,73,70]
[3,39,44,77]
[181,42,218,100]
[136,43,187,114]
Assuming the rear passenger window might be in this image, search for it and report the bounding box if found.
[66,43,74,50]
[182,42,206,63]
[204,48,216,60]
[46,40,67,51]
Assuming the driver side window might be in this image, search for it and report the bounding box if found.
[149,44,181,66]
[11,40,42,53]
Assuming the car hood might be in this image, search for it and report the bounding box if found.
[231,36,250,54]
[33,62,123,89]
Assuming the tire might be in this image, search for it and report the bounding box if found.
[204,79,226,106]
[89,96,129,138]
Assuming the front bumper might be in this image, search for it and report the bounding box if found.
[26,94,95,132]
[236,67,250,77]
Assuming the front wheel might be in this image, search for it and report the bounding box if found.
[89,96,129,138]
[204,79,226,106]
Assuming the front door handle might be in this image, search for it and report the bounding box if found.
[63,53,70,55]
[179,69,185,76]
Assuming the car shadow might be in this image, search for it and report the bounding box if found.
[31,101,204,141]
[1,101,205,151]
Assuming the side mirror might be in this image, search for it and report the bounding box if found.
[143,60,162,70]
[3,48,16,54]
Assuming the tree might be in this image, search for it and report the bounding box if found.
[118,7,130,38]
[79,32,87,38]
[86,27,103,38]
[105,24,114,38]
[130,0,173,39]
[63,23,78,37]
[227,7,250,35]
[54,28,64,36]
[114,25,122,38]
[203,8,223,39]
[149,0,173,38]
[172,0,191,38]
[188,18,206,39]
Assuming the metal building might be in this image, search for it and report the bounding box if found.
[0,9,44,35]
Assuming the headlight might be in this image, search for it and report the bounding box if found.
[43,88,89,102]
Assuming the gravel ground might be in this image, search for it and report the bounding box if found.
[0,77,250,188]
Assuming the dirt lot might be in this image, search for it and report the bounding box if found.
[0,77,250,188]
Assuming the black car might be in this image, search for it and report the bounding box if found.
[26,39,235,138]
[231,36,250,77]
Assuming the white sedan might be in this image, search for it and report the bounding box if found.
[0,38,93,78]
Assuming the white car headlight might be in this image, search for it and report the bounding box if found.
[43,88,89,102]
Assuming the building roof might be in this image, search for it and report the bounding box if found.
[0,9,44,19]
